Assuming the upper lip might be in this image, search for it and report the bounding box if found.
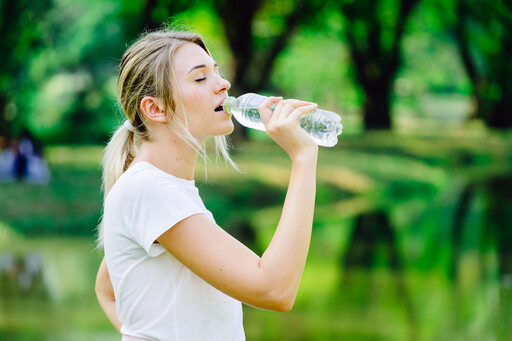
[215,97,227,111]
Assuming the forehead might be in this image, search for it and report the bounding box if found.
[173,43,215,75]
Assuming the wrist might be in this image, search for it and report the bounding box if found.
[289,146,318,165]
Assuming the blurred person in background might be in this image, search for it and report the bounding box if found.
[0,129,49,184]
[95,28,318,341]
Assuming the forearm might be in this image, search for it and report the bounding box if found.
[259,152,317,306]
[97,293,122,333]
[97,292,122,333]
[95,258,122,333]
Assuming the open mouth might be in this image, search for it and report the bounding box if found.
[214,105,224,112]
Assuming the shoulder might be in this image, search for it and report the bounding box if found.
[113,162,184,194]
[116,162,199,205]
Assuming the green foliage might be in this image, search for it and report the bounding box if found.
[24,0,126,143]
[0,0,53,136]
[0,0,510,141]
[399,0,471,94]
[271,22,359,113]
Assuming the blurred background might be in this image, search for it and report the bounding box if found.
[0,0,511,340]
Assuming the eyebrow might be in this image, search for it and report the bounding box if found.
[187,63,218,74]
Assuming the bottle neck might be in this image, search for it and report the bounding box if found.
[222,96,236,114]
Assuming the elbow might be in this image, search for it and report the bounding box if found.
[273,298,294,313]
[261,288,296,312]
[94,280,103,301]
[245,267,299,312]
[94,276,111,303]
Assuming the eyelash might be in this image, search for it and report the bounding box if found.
[195,77,206,82]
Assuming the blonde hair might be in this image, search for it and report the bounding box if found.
[97,29,235,246]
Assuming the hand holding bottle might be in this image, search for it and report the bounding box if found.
[258,97,319,161]
[223,93,343,147]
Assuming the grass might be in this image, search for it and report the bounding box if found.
[0,145,103,236]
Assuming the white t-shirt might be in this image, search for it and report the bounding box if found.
[103,161,245,341]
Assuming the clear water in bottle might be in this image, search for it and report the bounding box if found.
[223,93,343,147]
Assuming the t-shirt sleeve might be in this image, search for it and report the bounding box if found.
[133,175,204,257]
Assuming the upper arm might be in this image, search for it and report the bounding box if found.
[156,213,288,311]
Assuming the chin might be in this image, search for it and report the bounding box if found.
[217,120,235,136]
[225,121,235,135]
[200,121,234,138]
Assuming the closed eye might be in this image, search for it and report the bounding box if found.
[195,77,206,82]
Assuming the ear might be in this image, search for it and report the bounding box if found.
[140,96,167,123]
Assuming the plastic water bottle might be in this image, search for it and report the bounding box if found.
[223,93,343,147]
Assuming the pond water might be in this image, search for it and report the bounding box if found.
[1,222,510,340]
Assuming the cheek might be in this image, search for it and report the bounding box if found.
[188,91,203,104]
[173,88,199,118]
[181,85,203,105]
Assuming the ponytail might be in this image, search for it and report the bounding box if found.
[102,124,138,196]
[96,124,137,246]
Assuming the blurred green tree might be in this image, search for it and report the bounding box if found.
[0,0,53,138]
[210,0,327,141]
[452,0,512,128]
[34,0,127,143]
[19,0,195,144]
[336,0,420,130]
[212,0,327,95]
[120,0,195,40]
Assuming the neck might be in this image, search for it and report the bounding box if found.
[134,133,202,181]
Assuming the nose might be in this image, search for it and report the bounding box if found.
[215,75,231,93]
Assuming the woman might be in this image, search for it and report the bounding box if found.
[95,29,318,341]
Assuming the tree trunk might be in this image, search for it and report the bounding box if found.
[214,0,327,144]
[213,0,263,144]
[343,211,398,269]
[215,0,263,95]
[485,176,512,276]
[487,98,512,129]
[339,0,419,132]
[142,0,160,31]
[488,32,512,128]
[453,0,512,129]
[362,81,393,130]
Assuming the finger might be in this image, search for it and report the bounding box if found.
[286,103,318,123]
[258,96,282,125]
[267,98,291,123]
[271,99,307,122]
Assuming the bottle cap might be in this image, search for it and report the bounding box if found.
[222,97,234,114]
